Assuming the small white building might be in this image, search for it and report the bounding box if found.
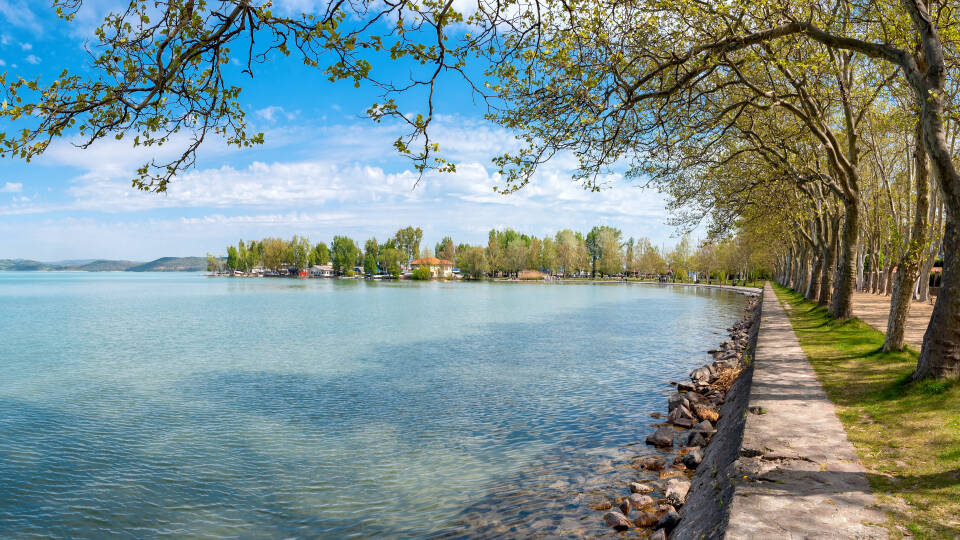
[310,264,335,277]
[410,257,455,278]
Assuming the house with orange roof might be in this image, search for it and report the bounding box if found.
[410,257,454,278]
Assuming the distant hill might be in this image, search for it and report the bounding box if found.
[49,259,97,266]
[126,257,207,272]
[0,256,206,272]
[74,259,143,272]
[0,259,63,271]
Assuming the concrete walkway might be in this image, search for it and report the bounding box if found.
[725,284,887,539]
[851,291,933,349]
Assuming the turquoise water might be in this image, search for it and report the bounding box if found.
[0,273,747,538]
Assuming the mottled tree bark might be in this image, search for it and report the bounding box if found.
[883,264,895,296]
[914,221,960,379]
[806,254,822,301]
[909,0,960,378]
[830,201,859,319]
[819,218,839,307]
[885,121,929,352]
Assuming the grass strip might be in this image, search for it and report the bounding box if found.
[771,283,960,539]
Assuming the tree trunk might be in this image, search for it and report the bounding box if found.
[885,122,929,352]
[819,220,838,307]
[785,246,794,288]
[913,220,960,379]
[917,250,936,301]
[886,270,915,351]
[800,252,807,289]
[911,49,960,377]
[885,264,895,296]
[857,247,867,292]
[806,254,822,301]
[870,0,960,378]
[830,201,859,319]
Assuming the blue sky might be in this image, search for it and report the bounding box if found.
[0,0,680,261]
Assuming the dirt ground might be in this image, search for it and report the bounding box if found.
[851,292,934,349]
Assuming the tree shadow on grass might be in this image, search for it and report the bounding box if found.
[868,469,960,538]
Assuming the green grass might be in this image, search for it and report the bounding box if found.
[771,283,960,539]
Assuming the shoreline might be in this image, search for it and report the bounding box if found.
[640,281,762,296]
[204,273,765,295]
[596,291,762,538]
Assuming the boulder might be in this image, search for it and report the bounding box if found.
[640,456,666,471]
[650,529,667,540]
[690,366,712,383]
[603,511,633,531]
[590,498,613,511]
[628,493,655,508]
[656,503,676,516]
[656,509,681,533]
[629,482,654,494]
[667,405,695,427]
[619,499,631,516]
[634,511,659,528]
[682,447,705,469]
[646,426,674,448]
[664,478,691,507]
[667,392,687,412]
[686,431,707,447]
[712,360,731,371]
[692,419,716,434]
[676,381,696,392]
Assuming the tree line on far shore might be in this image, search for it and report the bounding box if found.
[208,225,765,282]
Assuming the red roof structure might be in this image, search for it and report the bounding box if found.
[410,257,454,266]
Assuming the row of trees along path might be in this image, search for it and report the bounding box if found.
[1,0,958,379]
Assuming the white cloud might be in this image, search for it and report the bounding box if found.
[0,1,41,32]
[11,153,670,238]
[0,181,22,192]
[6,115,680,258]
[0,59,6,66]
[25,118,672,225]
[64,160,420,212]
[256,105,298,122]
[19,41,30,50]
[24,53,39,64]
[41,131,243,180]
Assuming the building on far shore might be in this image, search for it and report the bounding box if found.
[410,257,454,278]
[310,264,335,277]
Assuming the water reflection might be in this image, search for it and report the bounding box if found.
[0,276,746,538]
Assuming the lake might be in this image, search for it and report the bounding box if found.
[0,273,748,538]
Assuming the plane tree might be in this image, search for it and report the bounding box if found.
[486,0,960,379]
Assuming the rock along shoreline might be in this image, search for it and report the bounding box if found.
[598,288,762,539]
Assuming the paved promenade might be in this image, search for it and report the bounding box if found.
[851,291,933,349]
[725,284,887,539]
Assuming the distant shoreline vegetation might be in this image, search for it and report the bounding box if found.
[0,257,208,272]
[210,225,767,283]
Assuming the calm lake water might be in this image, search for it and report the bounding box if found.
[0,273,748,538]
